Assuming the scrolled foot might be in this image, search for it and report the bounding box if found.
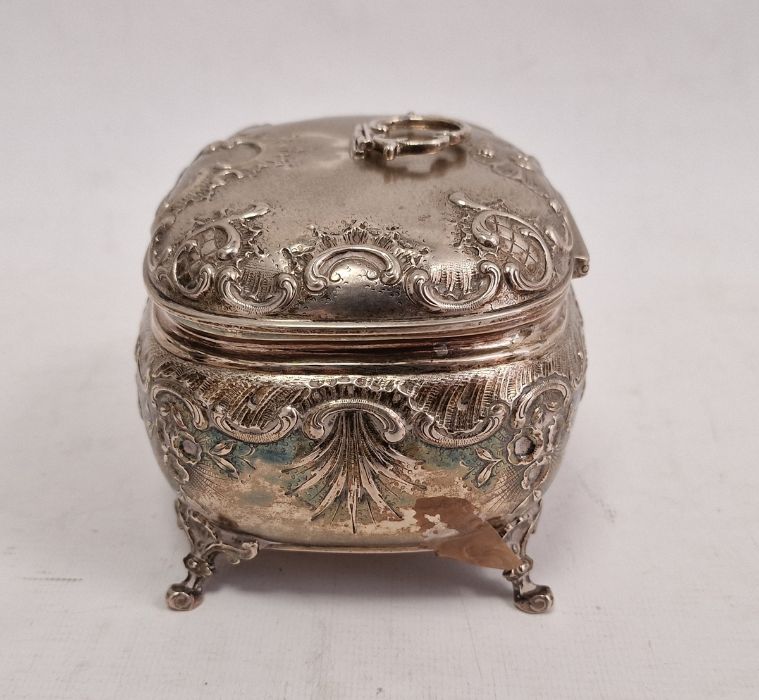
[166,581,203,611]
[499,492,554,614]
[504,560,554,614]
[512,582,554,614]
[165,499,259,611]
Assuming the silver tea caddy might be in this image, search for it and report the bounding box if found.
[136,114,590,613]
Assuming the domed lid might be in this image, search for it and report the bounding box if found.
[145,114,588,337]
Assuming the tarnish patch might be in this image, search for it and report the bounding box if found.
[414,496,522,570]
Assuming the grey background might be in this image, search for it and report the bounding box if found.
[1,1,757,698]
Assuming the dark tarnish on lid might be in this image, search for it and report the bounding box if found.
[144,114,588,339]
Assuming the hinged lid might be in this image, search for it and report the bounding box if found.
[145,114,588,337]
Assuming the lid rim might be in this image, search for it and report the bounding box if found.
[149,293,571,373]
[145,264,572,341]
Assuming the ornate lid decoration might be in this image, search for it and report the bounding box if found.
[145,115,588,331]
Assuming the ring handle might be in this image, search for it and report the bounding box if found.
[352,113,470,161]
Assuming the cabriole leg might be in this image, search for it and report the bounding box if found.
[166,498,259,611]
[501,492,554,614]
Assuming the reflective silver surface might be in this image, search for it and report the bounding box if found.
[136,114,590,612]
